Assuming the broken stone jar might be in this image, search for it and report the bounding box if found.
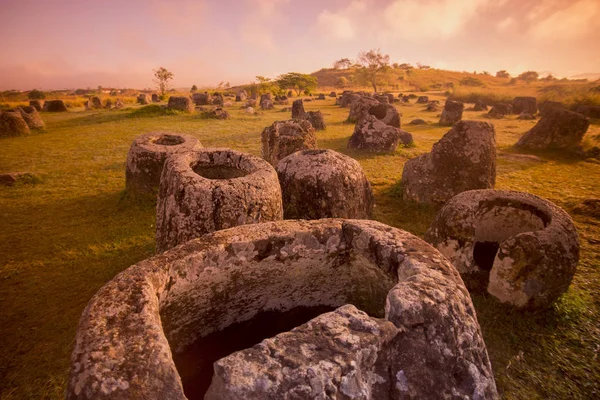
[67,219,498,400]
[425,189,579,309]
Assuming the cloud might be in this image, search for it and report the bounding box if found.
[529,0,600,40]
[239,0,289,50]
[316,10,355,40]
[497,17,515,32]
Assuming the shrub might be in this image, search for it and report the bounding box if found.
[460,77,485,87]
[27,89,46,100]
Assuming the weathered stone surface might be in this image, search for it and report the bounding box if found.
[155,149,283,252]
[0,172,40,186]
[473,100,488,111]
[516,109,590,150]
[212,93,224,106]
[487,103,512,118]
[260,99,274,110]
[125,132,202,195]
[374,94,390,104]
[303,110,326,131]
[89,97,102,109]
[425,101,439,112]
[348,96,379,122]
[349,115,412,152]
[29,100,42,111]
[425,189,579,309]
[276,149,374,219]
[340,91,359,107]
[192,93,211,105]
[384,93,395,103]
[408,118,427,125]
[439,100,464,126]
[402,120,496,205]
[43,99,68,112]
[202,107,229,119]
[512,96,537,115]
[167,96,194,113]
[416,96,429,104]
[539,101,566,116]
[245,107,255,114]
[365,103,401,128]
[261,119,317,166]
[575,105,600,119]
[235,93,246,102]
[291,99,305,119]
[104,99,113,109]
[244,99,257,108]
[18,106,45,130]
[401,95,410,103]
[517,112,536,120]
[67,219,497,400]
[152,93,160,103]
[329,91,337,97]
[114,99,125,110]
[137,93,151,105]
[0,110,30,138]
[317,93,326,100]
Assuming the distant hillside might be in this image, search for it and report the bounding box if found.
[569,73,600,81]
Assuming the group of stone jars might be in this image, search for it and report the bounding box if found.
[67,101,579,399]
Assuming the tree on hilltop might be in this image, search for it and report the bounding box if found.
[496,70,510,78]
[333,58,352,69]
[153,67,174,96]
[355,49,391,93]
[277,73,318,96]
[517,71,539,83]
[27,89,45,100]
[190,84,198,92]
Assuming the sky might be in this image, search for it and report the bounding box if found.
[1,0,599,90]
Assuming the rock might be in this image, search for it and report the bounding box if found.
[473,100,488,111]
[152,94,160,103]
[287,90,293,97]
[18,106,45,130]
[539,101,566,116]
[374,94,390,104]
[408,94,418,99]
[114,99,125,110]
[244,99,257,108]
[317,93,325,100]
[235,93,246,102]
[402,95,410,103]
[125,132,202,195]
[260,99,274,110]
[512,96,537,114]
[402,120,497,205]
[417,96,429,104]
[260,93,273,104]
[212,93,224,106]
[167,96,194,113]
[439,100,464,126]
[89,97,102,109]
[303,110,326,131]
[572,198,600,219]
[137,94,151,105]
[348,115,411,152]
[43,99,68,112]
[329,91,337,97]
[0,110,30,137]
[276,149,374,219]
[348,96,379,122]
[339,91,356,107]
[517,112,536,120]
[29,100,42,111]
[515,109,590,150]
[202,107,230,119]
[261,119,317,166]
[0,172,40,186]
[365,103,401,128]
[245,107,255,114]
[425,102,439,112]
[291,99,305,119]
[575,105,600,119]
[104,99,113,109]
[155,149,283,252]
[409,118,427,125]
[425,189,579,309]
[68,219,496,400]
[487,103,512,118]
[192,93,211,105]
[385,93,395,103]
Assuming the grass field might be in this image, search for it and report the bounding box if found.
[1,95,599,399]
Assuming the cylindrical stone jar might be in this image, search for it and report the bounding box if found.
[276,149,374,220]
[155,148,283,252]
[125,132,202,195]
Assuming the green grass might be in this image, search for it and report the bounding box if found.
[1,97,599,399]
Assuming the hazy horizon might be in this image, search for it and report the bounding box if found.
[1,0,599,91]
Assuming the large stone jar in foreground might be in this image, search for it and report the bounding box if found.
[425,189,579,309]
[276,149,374,219]
[67,219,497,400]
[125,132,202,195]
[155,148,283,252]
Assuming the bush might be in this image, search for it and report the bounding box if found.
[460,77,485,87]
[27,89,46,100]
[336,76,349,88]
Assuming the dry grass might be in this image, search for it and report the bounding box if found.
[0,93,599,399]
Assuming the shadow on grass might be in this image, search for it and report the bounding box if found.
[128,104,184,118]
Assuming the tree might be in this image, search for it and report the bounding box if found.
[27,89,45,100]
[355,49,391,92]
[495,70,510,78]
[276,73,318,96]
[190,85,198,92]
[517,71,539,82]
[333,58,352,70]
[336,76,349,88]
[153,67,174,96]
